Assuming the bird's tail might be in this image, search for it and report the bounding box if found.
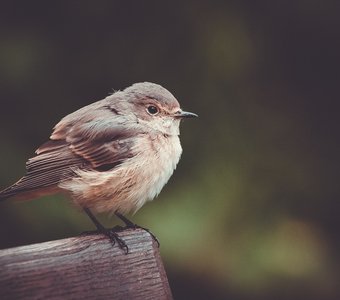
[0,182,19,201]
[0,177,58,201]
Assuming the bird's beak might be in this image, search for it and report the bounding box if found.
[173,110,198,119]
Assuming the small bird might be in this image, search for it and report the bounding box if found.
[0,82,197,252]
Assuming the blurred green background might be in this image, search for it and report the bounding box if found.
[0,1,339,299]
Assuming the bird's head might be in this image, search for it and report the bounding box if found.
[122,82,197,136]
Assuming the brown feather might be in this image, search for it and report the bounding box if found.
[0,122,141,200]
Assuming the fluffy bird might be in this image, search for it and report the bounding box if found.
[0,82,197,252]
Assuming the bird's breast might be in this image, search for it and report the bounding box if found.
[144,134,182,195]
[61,134,183,214]
[127,134,182,212]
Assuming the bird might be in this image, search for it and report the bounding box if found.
[0,82,197,252]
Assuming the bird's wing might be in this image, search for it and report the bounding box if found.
[65,121,139,170]
[0,119,143,200]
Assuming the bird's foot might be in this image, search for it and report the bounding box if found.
[102,227,129,254]
[81,226,129,253]
[114,212,160,247]
[83,208,130,254]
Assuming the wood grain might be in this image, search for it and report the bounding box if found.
[0,229,173,300]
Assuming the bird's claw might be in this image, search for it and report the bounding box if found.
[126,224,160,248]
[114,212,160,248]
[104,228,129,254]
[82,227,129,254]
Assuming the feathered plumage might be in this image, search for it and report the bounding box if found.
[0,82,197,215]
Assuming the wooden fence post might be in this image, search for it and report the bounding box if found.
[0,229,173,300]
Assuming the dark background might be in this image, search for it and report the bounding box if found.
[0,1,339,299]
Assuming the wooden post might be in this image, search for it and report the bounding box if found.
[0,229,173,300]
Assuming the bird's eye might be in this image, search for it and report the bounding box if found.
[146,105,159,115]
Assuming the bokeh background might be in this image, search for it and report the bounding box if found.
[0,1,339,299]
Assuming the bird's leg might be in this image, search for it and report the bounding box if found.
[114,211,160,247]
[83,207,129,254]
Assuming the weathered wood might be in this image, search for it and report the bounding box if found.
[0,229,173,300]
